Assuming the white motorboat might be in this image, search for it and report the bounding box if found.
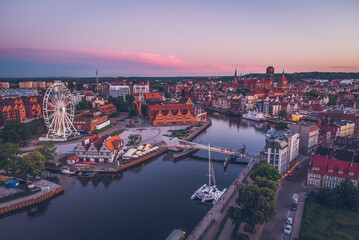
[61,167,76,175]
[191,144,226,204]
[242,111,266,122]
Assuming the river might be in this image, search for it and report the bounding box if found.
[0,112,267,240]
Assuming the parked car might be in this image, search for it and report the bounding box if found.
[286,217,294,225]
[286,173,293,180]
[284,224,292,234]
[4,179,20,188]
[290,204,297,211]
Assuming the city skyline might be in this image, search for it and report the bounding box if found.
[1,0,359,77]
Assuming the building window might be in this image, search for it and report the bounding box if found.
[316,174,320,179]
[349,172,354,176]
[311,173,315,178]
[338,171,343,174]
[328,169,333,173]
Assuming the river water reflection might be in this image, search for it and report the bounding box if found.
[0,112,267,240]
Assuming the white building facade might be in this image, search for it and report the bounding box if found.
[109,85,130,100]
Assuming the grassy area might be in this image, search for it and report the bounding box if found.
[111,129,125,136]
[300,194,359,240]
[92,123,117,134]
[168,129,189,138]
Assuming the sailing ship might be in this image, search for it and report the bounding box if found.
[191,144,226,204]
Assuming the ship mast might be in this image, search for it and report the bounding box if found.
[208,144,211,187]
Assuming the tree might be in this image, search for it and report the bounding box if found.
[129,103,138,117]
[278,110,288,119]
[317,178,359,210]
[0,142,20,173]
[327,94,338,106]
[77,100,91,110]
[229,185,276,228]
[126,94,135,104]
[0,120,32,144]
[20,150,46,178]
[254,176,279,192]
[38,141,57,161]
[306,90,319,98]
[336,178,359,210]
[250,161,282,181]
[275,122,288,131]
[141,104,148,116]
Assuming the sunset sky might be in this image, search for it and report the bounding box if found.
[1,0,359,77]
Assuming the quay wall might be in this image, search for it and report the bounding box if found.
[0,186,64,216]
[118,147,168,172]
[186,158,260,240]
[184,119,212,141]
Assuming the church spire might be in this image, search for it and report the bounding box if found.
[235,68,237,76]
[282,69,285,76]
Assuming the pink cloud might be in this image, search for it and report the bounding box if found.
[0,47,263,76]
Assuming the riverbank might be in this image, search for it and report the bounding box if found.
[0,180,63,216]
[187,157,260,240]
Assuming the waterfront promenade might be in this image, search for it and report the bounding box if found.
[187,157,259,240]
[0,180,63,215]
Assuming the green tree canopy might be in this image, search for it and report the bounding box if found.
[317,178,359,210]
[141,104,148,116]
[20,150,46,178]
[0,120,32,144]
[76,100,92,110]
[38,141,57,162]
[275,122,288,131]
[306,90,319,98]
[250,161,282,181]
[0,142,20,172]
[129,103,138,117]
[254,176,279,192]
[229,184,276,227]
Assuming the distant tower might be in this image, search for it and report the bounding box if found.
[233,69,239,84]
[96,69,99,96]
[266,66,274,82]
[278,70,288,92]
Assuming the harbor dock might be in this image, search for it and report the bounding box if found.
[0,180,64,216]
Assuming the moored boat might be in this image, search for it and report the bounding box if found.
[61,168,76,175]
[191,144,226,204]
[242,111,266,122]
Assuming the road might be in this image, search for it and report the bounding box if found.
[258,155,313,240]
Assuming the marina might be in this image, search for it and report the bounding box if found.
[0,112,267,240]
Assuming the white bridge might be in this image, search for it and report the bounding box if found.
[162,137,259,159]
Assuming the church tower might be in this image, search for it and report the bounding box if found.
[278,70,288,92]
[233,69,239,84]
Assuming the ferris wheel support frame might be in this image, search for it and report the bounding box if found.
[41,82,78,141]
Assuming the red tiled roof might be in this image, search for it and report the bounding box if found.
[67,155,79,160]
[100,104,116,110]
[105,135,122,151]
[313,104,324,112]
[310,155,359,180]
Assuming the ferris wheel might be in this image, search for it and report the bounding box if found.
[43,82,77,139]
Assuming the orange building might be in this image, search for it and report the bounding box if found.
[0,98,27,122]
[99,104,117,115]
[148,98,207,126]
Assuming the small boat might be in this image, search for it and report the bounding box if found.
[242,111,266,122]
[61,168,76,175]
[4,179,20,188]
[165,229,186,240]
[191,144,226,204]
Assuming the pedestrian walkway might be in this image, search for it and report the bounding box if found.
[187,158,259,240]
